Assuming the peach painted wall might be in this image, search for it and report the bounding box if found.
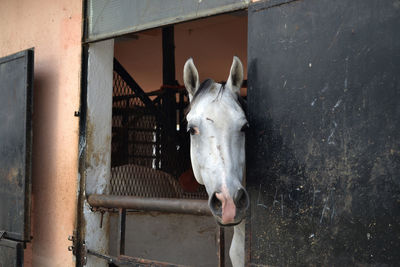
[0,0,82,266]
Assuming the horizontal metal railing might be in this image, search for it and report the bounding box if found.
[87,194,212,216]
[86,194,225,266]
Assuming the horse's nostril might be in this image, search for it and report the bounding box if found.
[234,188,249,210]
[209,192,222,215]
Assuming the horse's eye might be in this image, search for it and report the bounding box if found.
[188,126,199,135]
[240,123,249,132]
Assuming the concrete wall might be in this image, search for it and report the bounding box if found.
[0,0,82,266]
[109,213,234,267]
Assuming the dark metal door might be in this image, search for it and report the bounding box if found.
[0,49,34,266]
[246,0,400,265]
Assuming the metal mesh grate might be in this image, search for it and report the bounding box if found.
[112,71,159,168]
[110,164,207,199]
[111,59,207,199]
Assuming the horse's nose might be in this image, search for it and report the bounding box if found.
[209,192,223,216]
[209,187,249,224]
[233,188,250,211]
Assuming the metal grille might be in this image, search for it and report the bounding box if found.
[111,59,207,199]
[112,71,159,168]
[110,164,207,199]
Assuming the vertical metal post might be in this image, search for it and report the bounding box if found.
[117,208,126,256]
[179,91,184,134]
[122,97,129,165]
[162,26,176,86]
[217,226,225,267]
[161,26,177,175]
[156,125,161,170]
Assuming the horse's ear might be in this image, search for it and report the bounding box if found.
[227,56,243,94]
[183,58,200,101]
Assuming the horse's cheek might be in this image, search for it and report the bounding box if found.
[190,151,204,185]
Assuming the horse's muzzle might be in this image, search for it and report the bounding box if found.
[209,187,249,226]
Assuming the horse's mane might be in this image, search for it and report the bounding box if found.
[191,78,217,103]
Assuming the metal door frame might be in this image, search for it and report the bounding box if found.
[77,2,252,266]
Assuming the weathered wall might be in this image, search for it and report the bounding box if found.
[84,39,114,267]
[109,213,233,267]
[0,0,82,266]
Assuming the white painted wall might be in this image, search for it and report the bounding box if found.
[84,39,114,267]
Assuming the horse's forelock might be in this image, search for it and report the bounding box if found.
[191,79,215,103]
[186,78,246,117]
[185,79,216,115]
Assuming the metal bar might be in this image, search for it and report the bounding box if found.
[162,26,176,86]
[112,127,157,132]
[122,100,129,165]
[112,89,183,101]
[112,110,154,117]
[128,155,157,159]
[118,141,156,145]
[87,249,186,266]
[161,26,178,175]
[119,255,186,267]
[179,91,185,135]
[156,124,162,170]
[117,208,126,256]
[217,226,225,267]
[113,58,165,120]
[87,194,212,216]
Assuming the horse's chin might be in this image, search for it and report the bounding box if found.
[215,218,243,227]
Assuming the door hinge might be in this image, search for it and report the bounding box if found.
[67,233,76,254]
[68,230,87,265]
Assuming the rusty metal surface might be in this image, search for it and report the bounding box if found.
[87,249,187,266]
[0,49,33,242]
[217,226,225,267]
[117,208,126,256]
[82,39,115,267]
[88,194,212,216]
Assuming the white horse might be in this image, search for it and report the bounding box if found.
[183,57,249,267]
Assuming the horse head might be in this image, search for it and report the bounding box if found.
[183,56,249,226]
